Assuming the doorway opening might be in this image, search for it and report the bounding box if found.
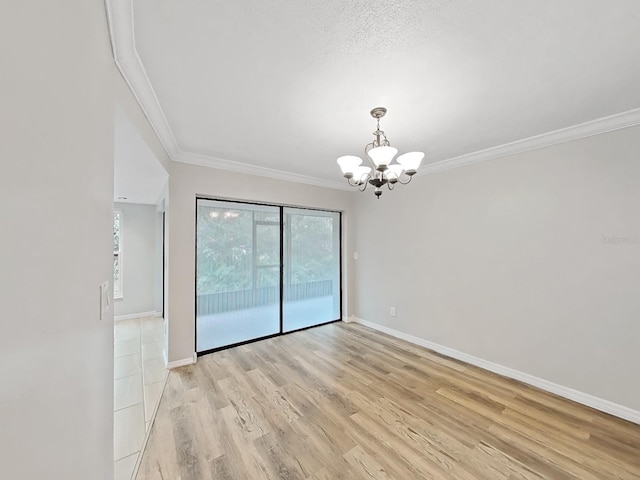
[195,198,342,354]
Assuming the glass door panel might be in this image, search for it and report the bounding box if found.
[283,208,341,332]
[196,200,280,352]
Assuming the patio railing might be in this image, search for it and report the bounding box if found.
[197,279,333,316]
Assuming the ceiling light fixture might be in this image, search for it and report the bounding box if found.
[337,107,424,199]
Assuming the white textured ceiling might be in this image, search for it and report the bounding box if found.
[114,105,168,204]
[131,0,640,182]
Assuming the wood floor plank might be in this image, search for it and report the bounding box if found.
[137,323,640,479]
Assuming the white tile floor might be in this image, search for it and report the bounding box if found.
[114,316,168,480]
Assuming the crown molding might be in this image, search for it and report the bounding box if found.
[105,0,350,191]
[419,108,640,176]
[175,151,352,191]
[106,0,640,187]
[105,0,179,160]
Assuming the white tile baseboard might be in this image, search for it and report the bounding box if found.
[114,311,157,321]
[166,353,197,370]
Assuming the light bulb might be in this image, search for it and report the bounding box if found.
[397,151,424,173]
[385,164,405,183]
[353,166,372,184]
[367,146,398,168]
[337,155,362,176]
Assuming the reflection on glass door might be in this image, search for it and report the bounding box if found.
[196,200,280,352]
[283,208,341,332]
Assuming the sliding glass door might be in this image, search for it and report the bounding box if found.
[196,199,341,353]
[283,208,341,332]
[196,200,280,352]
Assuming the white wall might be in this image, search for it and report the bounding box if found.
[115,72,172,172]
[155,209,164,315]
[353,125,640,413]
[0,1,115,479]
[114,202,158,317]
[166,162,354,363]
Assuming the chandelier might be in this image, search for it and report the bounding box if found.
[337,107,424,198]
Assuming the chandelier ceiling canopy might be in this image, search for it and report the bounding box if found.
[337,107,424,198]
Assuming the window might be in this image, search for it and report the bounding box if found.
[195,198,342,353]
[113,211,122,299]
[282,207,341,332]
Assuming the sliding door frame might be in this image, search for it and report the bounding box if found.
[195,196,342,356]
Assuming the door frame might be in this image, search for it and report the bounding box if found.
[194,197,343,356]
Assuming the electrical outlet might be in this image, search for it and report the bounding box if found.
[390,306,396,317]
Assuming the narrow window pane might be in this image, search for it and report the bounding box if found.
[283,208,341,332]
[196,200,280,351]
[113,254,121,297]
[113,212,122,298]
[113,212,120,252]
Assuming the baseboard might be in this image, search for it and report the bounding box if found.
[153,311,163,318]
[350,317,640,425]
[342,315,357,324]
[166,353,196,369]
[114,310,157,321]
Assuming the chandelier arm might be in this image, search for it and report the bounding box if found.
[396,173,414,185]
[358,176,370,192]
[364,145,377,169]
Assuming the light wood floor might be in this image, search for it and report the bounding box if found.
[137,323,640,479]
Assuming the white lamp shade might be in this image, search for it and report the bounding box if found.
[367,146,398,167]
[397,151,424,171]
[337,155,362,175]
[353,166,372,184]
[385,164,405,179]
